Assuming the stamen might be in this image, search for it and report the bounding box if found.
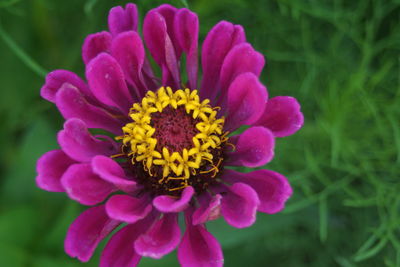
[169,184,188,191]
[226,142,236,151]
[111,153,125,158]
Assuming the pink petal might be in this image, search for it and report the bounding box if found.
[200,21,246,101]
[41,70,92,103]
[100,215,156,267]
[86,53,133,113]
[255,96,304,137]
[174,8,198,89]
[221,183,259,228]
[143,10,167,67]
[222,169,292,214]
[192,194,222,225]
[219,43,264,91]
[106,195,152,224]
[61,163,115,206]
[227,126,275,168]
[154,4,181,57]
[143,9,180,87]
[82,31,112,65]
[65,205,120,262]
[153,186,194,213]
[36,150,75,192]
[58,118,117,162]
[178,211,223,267]
[108,3,138,36]
[111,31,147,98]
[225,72,268,131]
[135,213,181,259]
[55,83,123,135]
[91,155,137,193]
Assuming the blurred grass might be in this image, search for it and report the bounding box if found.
[0,0,399,266]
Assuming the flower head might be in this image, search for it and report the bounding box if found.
[36,3,304,266]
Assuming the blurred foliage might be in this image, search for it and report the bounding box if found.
[0,0,399,266]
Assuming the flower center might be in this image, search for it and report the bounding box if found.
[151,106,199,153]
[118,87,229,196]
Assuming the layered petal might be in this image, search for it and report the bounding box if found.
[55,83,122,135]
[227,126,275,167]
[255,96,304,137]
[108,3,138,36]
[100,215,156,267]
[106,195,152,224]
[61,163,115,206]
[154,4,181,57]
[58,118,116,162]
[36,150,75,192]
[41,70,92,103]
[92,155,137,192]
[192,194,222,225]
[82,31,112,65]
[221,183,259,228]
[217,43,265,109]
[65,205,120,262]
[86,53,133,113]
[222,169,292,214]
[143,8,180,87]
[225,72,268,131]
[200,21,246,100]
[135,213,181,259]
[219,43,264,91]
[174,8,199,89]
[153,186,194,213]
[111,31,147,98]
[178,211,223,267]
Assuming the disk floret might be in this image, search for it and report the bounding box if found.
[119,87,227,192]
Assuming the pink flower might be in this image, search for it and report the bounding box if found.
[36,3,304,267]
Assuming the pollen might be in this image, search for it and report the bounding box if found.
[118,87,228,195]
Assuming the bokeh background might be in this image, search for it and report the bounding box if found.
[0,0,399,266]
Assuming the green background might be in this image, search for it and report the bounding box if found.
[0,0,399,266]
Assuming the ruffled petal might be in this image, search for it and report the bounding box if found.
[192,194,222,225]
[61,163,115,206]
[255,96,304,137]
[225,72,268,131]
[58,118,116,162]
[200,21,245,100]
[153,186,194,213]
[100,215,156,267]
[86,53,134,113]
[91,155,137,193]
[55,83,123,135]
[111,31,147,98]
[222,169,292,214]
[82,31,112,65]
[65,205,120,262]
[174,8,198,89]
[135,213,180,259]
[108,3,138,36]
[41,70,92,103]
[221,183,259,228]
[227,126,275,168]
[178,211,223,267]
[143,9,180,87]
[106,195,152,224]
[36,150,75,192]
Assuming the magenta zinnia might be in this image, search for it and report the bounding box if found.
[36,3,304,267]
